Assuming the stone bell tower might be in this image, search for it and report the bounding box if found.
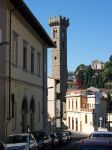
[48,16,69,127]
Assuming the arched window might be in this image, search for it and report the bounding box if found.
[30,97,35,131]
[53,28,57,37]
[21,96,28,133]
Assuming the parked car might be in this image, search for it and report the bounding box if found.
[5,133,38,150]
[0,140,6,150]
[56,131,68,144]
[89,131,112,138]
[29,131,52,150]
[49,132,59,147]
[77,138,112,150]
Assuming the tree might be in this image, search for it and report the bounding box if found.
[107,93,112,113]
[103,61,112,82]
[109,55,112,62]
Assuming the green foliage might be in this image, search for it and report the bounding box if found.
[74,55,112,89]
[103,61,112,82]
[109,55,112,62]
[107,93,112,113]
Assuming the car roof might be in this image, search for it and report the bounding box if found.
[7,133,31,137]
[82,138,112,146]
[91,131,112,134]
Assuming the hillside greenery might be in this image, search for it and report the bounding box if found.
[68,55,112,89]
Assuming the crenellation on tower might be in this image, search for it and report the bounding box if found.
[48,16,69,27]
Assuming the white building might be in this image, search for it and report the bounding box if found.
[66,87,107,134]
[0,0,54,139]
[91,60,104,70]
[47,77,61,130]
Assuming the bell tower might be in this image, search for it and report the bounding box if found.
[48,16,69,127]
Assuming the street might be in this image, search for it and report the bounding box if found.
[54,131,89,150]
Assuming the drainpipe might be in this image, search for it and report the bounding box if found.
[8,8,16,120]
[5,8,16,137]
[42,45,45,132]
[43,45,49,133]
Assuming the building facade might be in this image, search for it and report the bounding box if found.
[0,0,54,139]
[47,77,58,131]
[66,88,107,134]
[48,16,69,127]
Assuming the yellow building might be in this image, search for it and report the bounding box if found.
[0,0,54,139]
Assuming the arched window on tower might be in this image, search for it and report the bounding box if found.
[62,41,64,49]
[62,31,65,38]
[53,28,57,37]
[54,56,57,60]
[54,41,57,47]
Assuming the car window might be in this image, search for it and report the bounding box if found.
[32,132,44,138]
[6,135,27,144]
[92,133,110,137]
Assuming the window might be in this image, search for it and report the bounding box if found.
[54,41,57,47]
[31,47,34,74]
[68,100,70,110]
[72,100,74,110]
[0,28,2,43]
[37,52,40,76]
[12,31,19,65]
[23,40,27,71]
[54,56,57,60]
[76,101,77,109]
[82,103,86,108]
[38,101,40,122]
[62,31,65,38]
[85,115,87,123]
[62,41,64,49]
[53,28,57,37]
[11,94,15,118]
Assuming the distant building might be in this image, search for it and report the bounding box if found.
[91,60,104,71]
[0,0,54,139]
[66,87,107,134]
[67,80,77,90]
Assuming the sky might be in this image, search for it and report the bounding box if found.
[24,0,112,75]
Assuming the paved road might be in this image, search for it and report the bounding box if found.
[54,131,89,150]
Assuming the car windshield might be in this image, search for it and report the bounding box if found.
[31,132,44,140]
[80,146,112,150]
[6,135,27,144]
